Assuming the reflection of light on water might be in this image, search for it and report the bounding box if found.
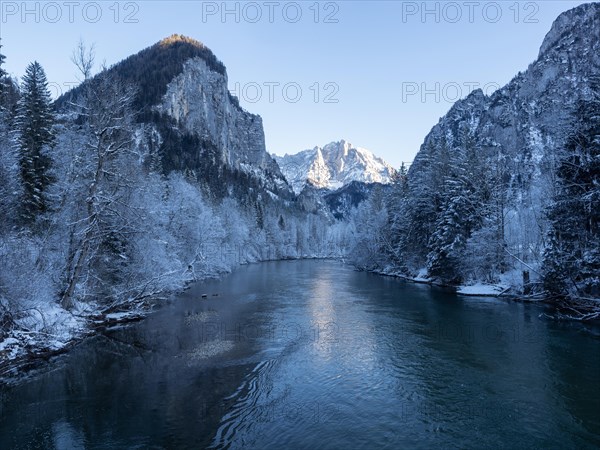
[184,310,219,325]
[308,271,337,358]
[307,270,377,369]
[52,420,86,450]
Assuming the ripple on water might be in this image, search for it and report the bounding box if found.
[210,359,280,449]
[2,261,599,450]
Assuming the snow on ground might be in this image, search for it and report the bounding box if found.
[0,302,90,370]
[414,268,430,282]
[378,266,517,297]
[0,338,19,360]
[105,311,142,321]
[456,268,530,296]
[457,269,531,296]
[499,268,530,290]
[457,283,510,296]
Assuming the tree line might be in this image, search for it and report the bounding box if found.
[350,84,600,313]
[0,40,348,352]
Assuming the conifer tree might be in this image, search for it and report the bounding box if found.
[426,123,487,284]
[544,80,600,299]
[386,162,410,268]
[15,61,55,222]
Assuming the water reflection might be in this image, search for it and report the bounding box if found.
[0,260,598,449]
[52,420,85,450]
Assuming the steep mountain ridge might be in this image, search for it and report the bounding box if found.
[391,2,600,285]
[58,34,289,195]
[274,140,396,193]
[413,2,600,177]
[411,2,600,207]
[156,56,278,173]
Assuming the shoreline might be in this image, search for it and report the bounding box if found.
[0,256,343,385]
[369,267,600,319]
[0,310,148,385]
[2,257,597,384]
[369,268,517,298]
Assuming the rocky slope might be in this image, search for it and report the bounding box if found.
[413,2,599,180]
[324,181,389,219]
[397,2,600,283]
[58,35,289,196]
[157,55,278,173]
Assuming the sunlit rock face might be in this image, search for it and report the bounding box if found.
[158,56,279,174]
[274,140,396,194]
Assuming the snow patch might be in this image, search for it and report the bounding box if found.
[457,283,510,296]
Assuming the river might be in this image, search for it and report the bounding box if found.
[0,260,599,449]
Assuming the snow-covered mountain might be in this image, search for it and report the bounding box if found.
[273,140,396,193]
[381,2,600,291]
[58,34,291,197]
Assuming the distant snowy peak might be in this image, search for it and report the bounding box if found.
[274,140,396,193]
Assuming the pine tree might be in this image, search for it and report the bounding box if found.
[386,162,410,269]
[403,142,445,270]
[426,123,486,284]
[0,42,21,232]
[0,40,15,115]
[15,61,55,222]
[543,80,600,300]
[426,164,478,284]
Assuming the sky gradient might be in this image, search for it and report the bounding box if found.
[0,1,589,167]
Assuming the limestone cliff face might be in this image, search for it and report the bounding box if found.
[157,57,279,174]
[411,2,600,196]
[58,35,287,190]
[403,2,600,268]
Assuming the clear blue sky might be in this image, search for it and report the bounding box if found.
[0,1,589,167]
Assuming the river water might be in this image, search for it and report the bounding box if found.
[0,260,599,449]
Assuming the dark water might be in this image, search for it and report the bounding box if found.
[1,260,599,449]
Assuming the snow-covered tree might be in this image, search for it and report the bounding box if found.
[60,71,136,309]
[15,61,55,223]
[543,81,600,300]
[426,140,484,284]
[0,48,20,231]
[350,186,389,270]
[386,163,410,269]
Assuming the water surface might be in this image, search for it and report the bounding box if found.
[1,260,599,449]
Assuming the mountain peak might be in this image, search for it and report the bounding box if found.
[57,34,227,113]
[539,2,600,58]
[274,141,396,193]
[158,34,207,50]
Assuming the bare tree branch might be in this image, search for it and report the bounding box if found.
[70,38,95,81]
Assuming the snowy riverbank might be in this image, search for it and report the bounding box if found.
[372,266,528,299]
[0,256,343,383]
[0,305,148,382]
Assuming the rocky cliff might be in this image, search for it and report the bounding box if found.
[157,56,278,173]
[413,3,599,179]
[407,2,600,261]
[58,35,287,193]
